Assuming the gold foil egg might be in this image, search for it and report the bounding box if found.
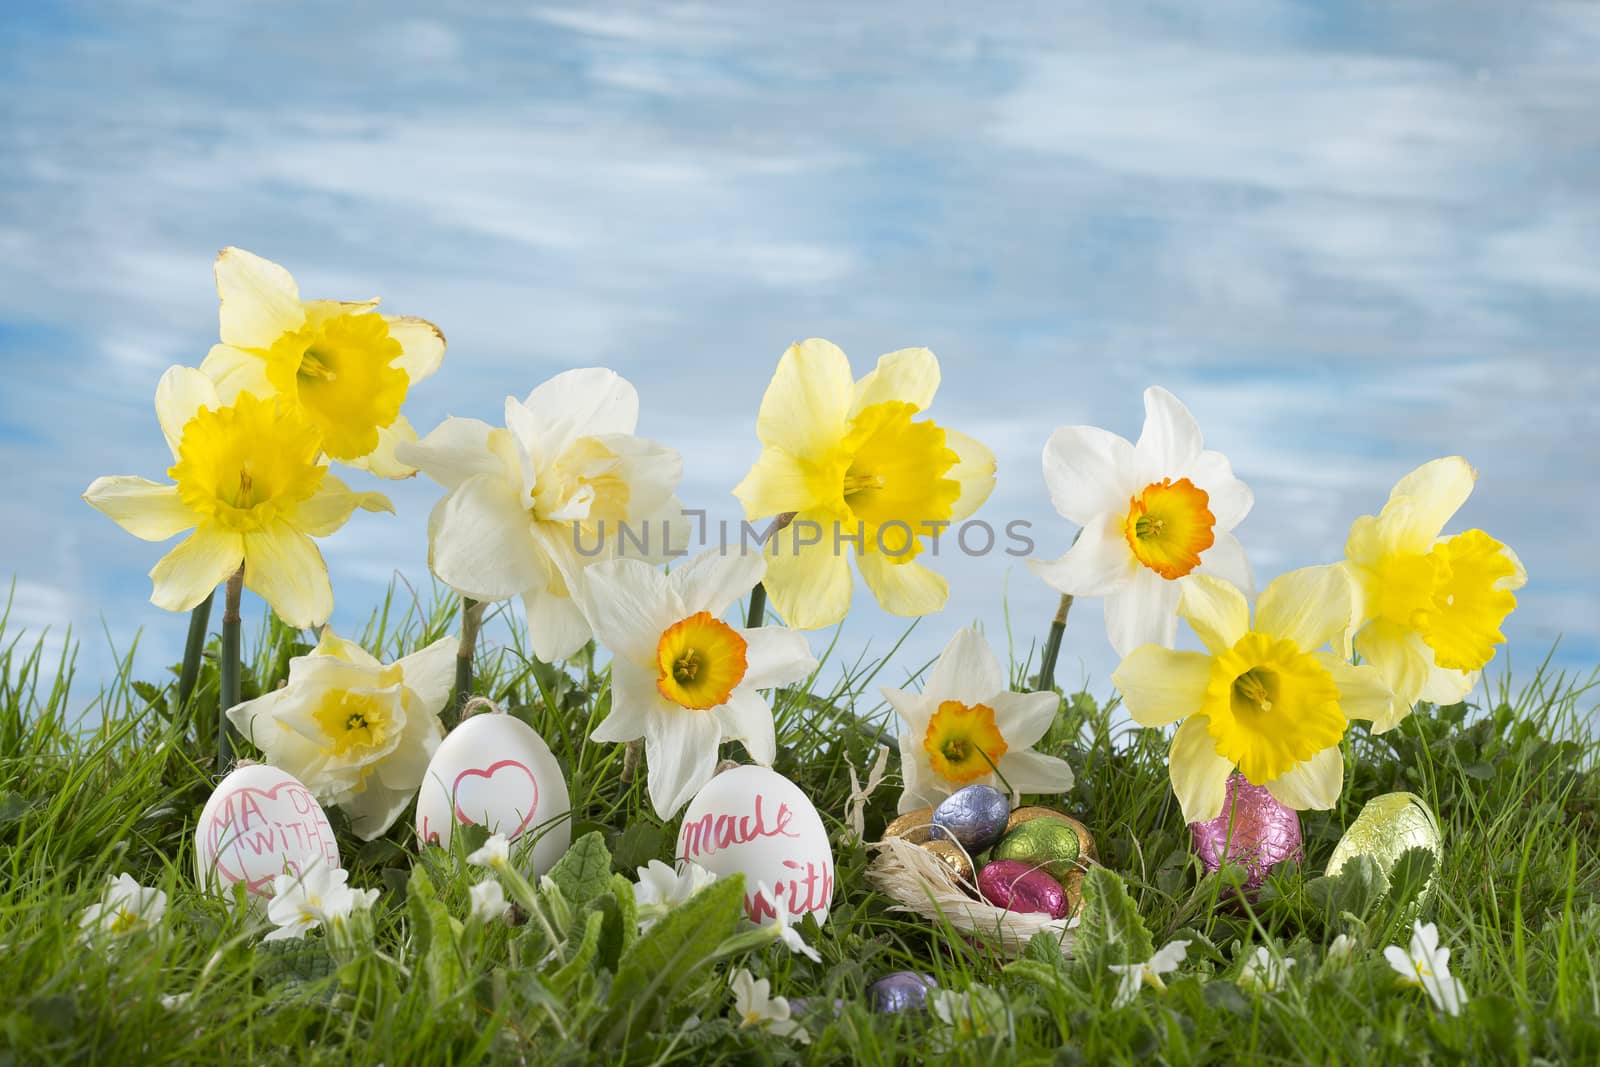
[922,839,976,884]
[883,807,937,845]
[992,819,1081,881]
[1326,791,1442,904]
[1006,806,1097,862]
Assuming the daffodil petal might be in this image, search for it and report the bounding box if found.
[590,658,657,743]
[1387,456,1476,553]
[713,688,777,764]
[150,525,243,613]
[1177,574,1250,654]
[756,339,853,455]
[1317,654,1394,725]
[347,416,420,480]
[395,635,459,714]
[215,247,304,350]
[1184,449,1253,531]
[295,474,393,537]
[732,446,823,519]
[1351,620,1428,731]
[1028,510,1137,597]
[1264,745,1344,811]
[1111,646,1212,726]
[665,549,762,617]
[1104,567,1181,656]
[645,704,722,819]
[995,749,1075,795]
[384,316,446,383]
[522,587,593,663]
[924,624,1008,706]
[1169,715,1235,823]
[1041,424,1137,526]
[739,626,816,689]
[1255,565,1352,652]
[1497,542,1528,590]
[242,523,333,627]
[850,346,939,416]
[988,690,1059,749]
[762,534,852,630]
[154,365,220,460]
[1195,529,1255,598]
[394,416,501,491]
[519,368,639,461]
[1135,386,1204,483]
[580,558,678,664]
[943,428,997,523]
[429,472,543,602]
[199,343,273,405]
[83,476,195,542]
[1419,661,1477,707]
[856,552,948,618]
[314,627,384,668]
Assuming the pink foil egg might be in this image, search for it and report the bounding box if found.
[977,860,1070,919]
[1188,773,1303,890]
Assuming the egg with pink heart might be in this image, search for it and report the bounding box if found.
[414,711,572,876]
[195,762,341,901]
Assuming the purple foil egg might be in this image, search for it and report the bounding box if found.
[1188,773,1304,890]
[867,972,938,1013]
[977,860,1070,919]
[931,784,1011,852]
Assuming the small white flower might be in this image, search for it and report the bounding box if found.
[931,986,1010,1044]
[159,993,191,1012]
[1386,921,1467,1017]
[729,967,809,1044]
[1108,939,1190,1008]
[752,881,822,963]
[1327,933,1359,966]
[845,744,891,843]
[633,860,717,931]
[263,866,377,942]
[1238,945,1296,992]
[78,873,167,940]
[468,880,511,924]
[467,833,512,872]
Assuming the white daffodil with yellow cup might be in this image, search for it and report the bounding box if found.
[1112,566,1392,823]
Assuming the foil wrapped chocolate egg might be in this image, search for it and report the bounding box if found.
[992,819,1081,882]
[931,785,1010,853]
[922,839,976,883]
[1007,806,1097,861]
[1326,791,1442,905]
[868,972,938,1013]
[883,807,936,845]
[1188,774,1303,890]
[977,859,1070,919]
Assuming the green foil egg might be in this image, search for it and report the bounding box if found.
[991,818,1081,882]
[1325,791,1443,906]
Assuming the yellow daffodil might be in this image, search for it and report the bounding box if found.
[198,247,445,478]
[733,340,996,629]
[1341,457,1526,732]
[83,366,391,626]
[1112,567,1392,823]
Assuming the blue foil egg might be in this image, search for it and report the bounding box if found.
[868,971,938,1013]
[931,784,1010,852]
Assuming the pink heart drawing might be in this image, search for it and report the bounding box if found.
[451,759,540,841]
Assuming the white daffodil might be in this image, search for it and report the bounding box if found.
[1386,921,1467,1017]
[78,873,167,940]
[751,881,822,963]
[729,968,809,1044]
[633,860,718,931]
[198,247,446,478]
[1112,568,1393,823]
[1342,457,1526,732]
[883,625,1072,814]
[1108,939,1190,1008]
[468,880,511,924]
[930,986,1011,1046]
[1238,945,1295,993]
[226,628,454,840]
[1030,387,1254,656]
[263,866,377,942]
[467,833,512,872]
[1327,933,1359,967]
[581,550,817,819]
[396,368,686,663]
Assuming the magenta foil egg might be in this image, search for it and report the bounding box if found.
[977,860,1070,919]
[1188,774,1303,890]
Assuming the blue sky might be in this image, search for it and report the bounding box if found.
[3,1,1597,714]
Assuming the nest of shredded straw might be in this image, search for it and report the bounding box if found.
[867,835,1081,958]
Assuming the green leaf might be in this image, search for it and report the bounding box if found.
[548,831,613,910]
[601,873,747,1049]
[1074,867,1153,967]
[551,909,606,998]
[406,866,465,1010]
[609,873,638,959]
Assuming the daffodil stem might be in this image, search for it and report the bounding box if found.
[1037,594,1074,692]
[177,591,213,722]
[620,739,642,783]
[745,582,768,629]
[449,597,484,730]
[217,567,244,772]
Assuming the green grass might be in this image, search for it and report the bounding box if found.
[2,583,1599,1065]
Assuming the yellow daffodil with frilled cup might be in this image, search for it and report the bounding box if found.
[397,368,686,662]
[579,548,817,819]
[1030,387,1255,656]
[226,628,455,840]
[732,340,996,630]
[83,366,391,627]
[1341,456,1526,732]
[883,625,1073,813]
[1112,567,1393,823]
[198,247,446,478]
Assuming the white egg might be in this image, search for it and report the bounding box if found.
[195,763,341,900]
[675,764,835,927]
[414,712,572,876]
